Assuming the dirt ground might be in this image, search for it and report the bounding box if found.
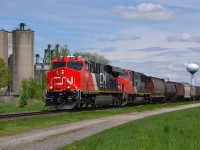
[0,103,200,150]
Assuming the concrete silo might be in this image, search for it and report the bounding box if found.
[0,30,8,65]
[12,29,34,92]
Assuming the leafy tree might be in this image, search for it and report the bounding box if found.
[74,52,110,65]
[0,58,12,89]
[55,44,60,58]
[19,79,30,107]
[46,44,109,65]
[50,44,71,61]
[35,75,47,100]
[60,44,70,56]
[20,76,47,101]
[27,78,38,99]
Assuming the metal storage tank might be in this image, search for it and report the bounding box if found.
[12,29,34,92]
[0,30,8,65]
[8,32,13,57]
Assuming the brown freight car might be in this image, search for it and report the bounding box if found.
[147,76,165,102]
[195,86,200,100]
[168,82,184,101]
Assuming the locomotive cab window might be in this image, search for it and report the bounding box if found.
[52,62,66,69]
[67,61,83,71]
[118,72,128,78]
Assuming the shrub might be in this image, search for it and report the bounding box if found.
[20,76,47,102]
[19,92,28,107]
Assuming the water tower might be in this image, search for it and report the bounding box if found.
[186,63,199,85]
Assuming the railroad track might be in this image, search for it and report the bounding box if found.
[0,106,124,120]
[0,102,169,120]
[0,110,68,120]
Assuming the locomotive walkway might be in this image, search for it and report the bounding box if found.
[0,103,200,150]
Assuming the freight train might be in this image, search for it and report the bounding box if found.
[45,56,200,110]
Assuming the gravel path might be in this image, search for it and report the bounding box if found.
[0,103,200,150]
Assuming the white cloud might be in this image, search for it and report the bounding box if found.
[168,63,187,72]
[111,3,179,21]
[98,34,140,42]
[167,33,200,43]
[166,73,179,79]
[129,47,169,52]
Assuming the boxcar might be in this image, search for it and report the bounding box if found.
[195,86,200,100]
[190,86,196,100]
[182,83,191,100]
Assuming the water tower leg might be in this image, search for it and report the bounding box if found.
[191,74,194,100]
[191,74,194,86]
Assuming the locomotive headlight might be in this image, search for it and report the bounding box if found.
[61,69,65,74]
[50,86,53,90]
[67,85,70,90]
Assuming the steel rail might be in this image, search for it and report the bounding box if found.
[0,110,67,120]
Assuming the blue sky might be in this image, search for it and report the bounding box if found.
[1,0,200,85]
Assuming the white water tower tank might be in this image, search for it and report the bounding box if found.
[186,63,199,85]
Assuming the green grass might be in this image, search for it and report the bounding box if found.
[0,99,47,114]
[0,101,199,138]
[60,106,200,150]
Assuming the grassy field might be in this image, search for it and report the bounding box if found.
[0,99,47,114]
[0,101,199,137]
[60,106,200,150]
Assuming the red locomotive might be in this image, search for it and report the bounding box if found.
[46,56,123,109]
[45,56,200,110]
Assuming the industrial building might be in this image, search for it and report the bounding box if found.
[0,25,34,93]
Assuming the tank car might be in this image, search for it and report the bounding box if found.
[168,82,184,101]
[45,56,123,109]
[147,77,166,102]
[164,82,176,101]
